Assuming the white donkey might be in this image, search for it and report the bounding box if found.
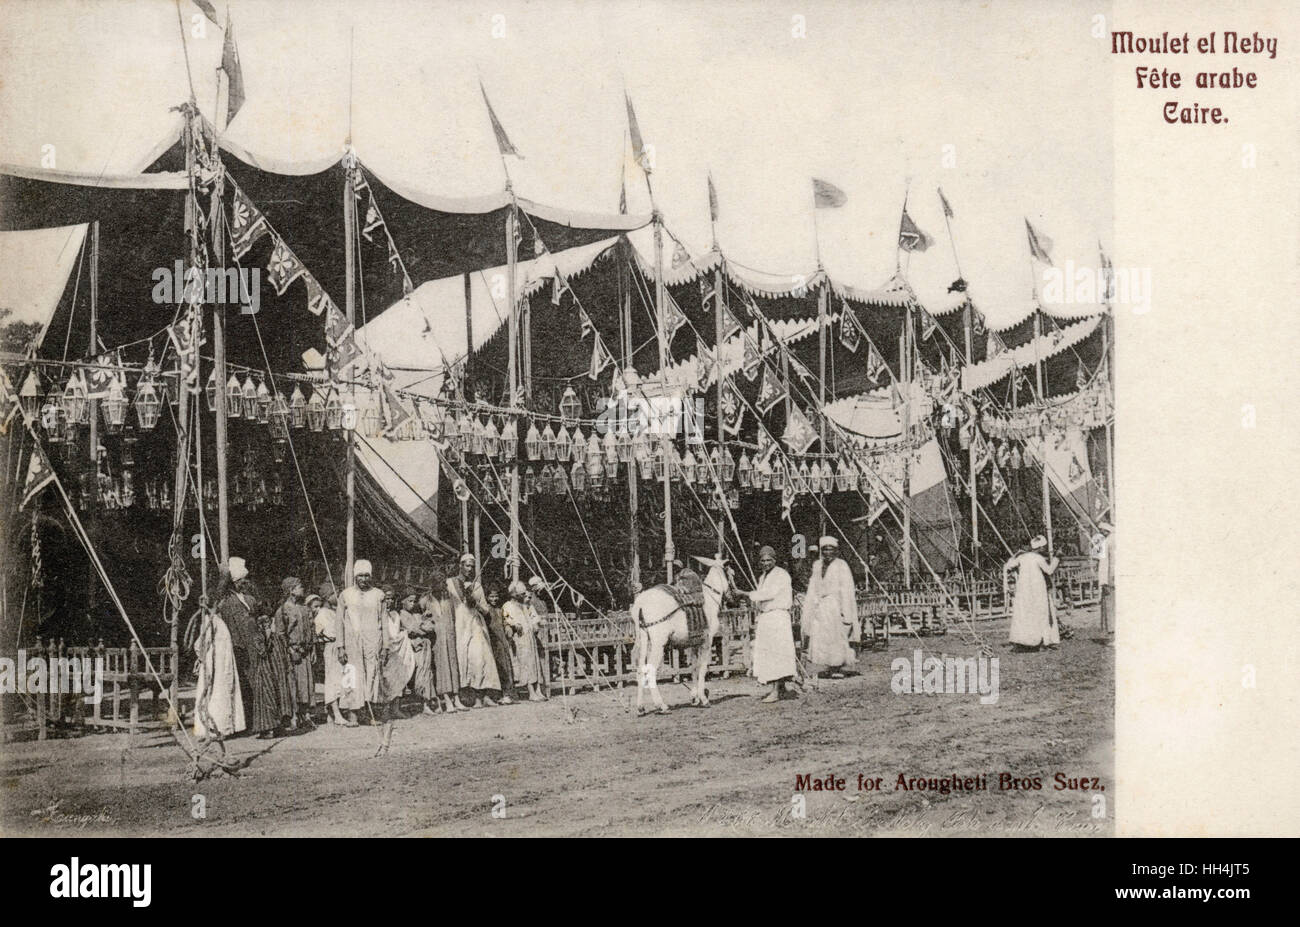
[630,560,732,714]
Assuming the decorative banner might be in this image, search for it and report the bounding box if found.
[588,332,613,380]
[267,237,306,295]
[21,442,55,511]
[742,336,761,380]
[757,363,782,413]
[866,342,887,384]
[990,462,1008,504]
[229,184,269,260]
[330,336,362,376]
[919,306,939,340]
[305,274,336,317]
[671,241,691,268]
[664,291,687,340]
[577,305,594,339]
[362,194,383,242]
[972,431,991,474]
[721,304,741,341]
[1025,218,1055,265]
[782,404,817,454]
[324,305,350,346]
[381,385,413,434]
[987,330,1007,359]
[898,208,934,252]
[839,303,860,353]
[721,381,744,436]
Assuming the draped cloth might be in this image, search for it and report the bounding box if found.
[313,605,351,706]
[1007,551,1060,647]
[503,599,546,686]
[193,612,245,738]
[378,609,417,701]
[748,566,797,684]
[447,577,500,691]
[339,586,386,704]
[803,558,858,668]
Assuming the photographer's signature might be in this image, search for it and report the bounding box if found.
[29,798,115,830]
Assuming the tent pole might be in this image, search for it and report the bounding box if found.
[462,273,473,551]
[620,240,640,593]
[506,196,520,584]
[715,259,726,558]
[88,221,98,465]
[213,200,229,569]
[343,163,356,586]
[901,303,912,588]
[654,213,673,583]
[965,301,978,567]
[1103,313,1115,519]
[817,277,827,538]
[1034,312,1053,556]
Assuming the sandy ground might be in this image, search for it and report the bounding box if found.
[2,610,1112,837]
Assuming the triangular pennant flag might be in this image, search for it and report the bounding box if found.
[742,336,761,380]
[21,443,54,511]
[1025,219,1054,265]
[696,336,714,372]
[324,304,350,346]
[986,330,1006,359]
[839,303,861,353]
[938,187,954,219]
[866,342,887,384]
[990,463,1008,505]
[386,237,401,273]
[919,307,939,340]
[1068,454,1085,484]
[625,92,649,173]
[972,432,991,474]
[382,385,413,434]
[329,334,362,376]
[707,173,719,224]
[552,269,569,307]
[757,363,782,413]
[220,14,245,127]
[664,291,687,340]
[480,81,522,158]
[812,178,847,209]
[720,304,741,341]
[782,404,817,455]
[267,236,306,295]
[671,241,691,269]
[577,304,594,339]
[721,381,744,436]
[899,208,934,252]
[228,184,269,260]
[588,333,613,380]
[362,195,383,243]
[304,274,336,317]
[192,0,219,25]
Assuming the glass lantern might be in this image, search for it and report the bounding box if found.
[205,368,219,412]
[483,418,500,458]
[570,459,586,493]
[470,417,486,456]
[559,386,581,426]
[325,388,343,430]
[756,458,773,492]
[554,425,571,462]
[736,451,752,488]
[102,380,128,435]
[255,379,273,424]
[721,448,736,484]
[653,442,668,480]
[551,462,568,495]
[636,454,653,481]
[835,460,852,492]
[306,390,326,432]
[270,391,290,440]
[680,448,697,484]
[134,379,161,431]
[536,423,552,460]
[523,465,536,497]
[241,375,259,420]
[569,427,585,463]
[18,370,42,419]
[289,384,307,428]
[524,421,542,460]
[500,418,517,460]
[224,374,242,419]
[62,372,88,426]
[602,428,618,473]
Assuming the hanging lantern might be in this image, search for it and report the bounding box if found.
[523,465,537,496]
[737,451,752,488]
[569,426,586,463]
[272,438,288,463]
[134,379,161,431]
[636,454,653,481]
[859,466,873,494]
[42,380,65,438]
[524,421,542,460]
[101,379,128,435]
[270,472,284,506]
[669,446,683,483]
[220,374,240,419]
[255,379,272,424]
[535,463,551,495]
[121,425,138,466]
[443,409,462,448]
[707,447,722,484]
[289,385,307,428]
[205,369,219,412]
[306,389,326,431]
[1010,445,1022,469]
[559,386,581,426]
[270,391,290,440]
[18,370,43,419]
[554,425,571,462]
[551,462,568,495]
[469,417,487,456]
[653,442,668,480]
[483,418,500,458]
[616,425,634,464]
[500,417,517,461]
[756,457,773,492]
[602,428,618,472]
[241,375,259,420]
[536,423,553,460]
[835,459,853,492]
[325,388,343,430]
[62,372,87,426]
[721,448,736,484]
[570,459,586,493]
[632,426,649,464]
[682,448,699,484]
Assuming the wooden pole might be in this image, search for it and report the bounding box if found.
[620,240,640,592]
[654,214,673,583]
[964,301,978,566]
[901,302,912,588]
[714,260,725,558]
[213,201,229,568]
[343,165,356,586]
[1034,312,1053,556]
[817,278,827,537]
[88,221,98,464]
[506,198,520,584]
[1103,313,1116,519]
[462,273,472,552]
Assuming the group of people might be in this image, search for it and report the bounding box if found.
[193,553,552,740]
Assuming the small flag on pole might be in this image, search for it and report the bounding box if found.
[588,333,613,380]
[990,463,1008,504]
[938,187,954,219]
[866,342,887,384]
[1025,219,1054,265]
[898,208,934,252]
[480,81,522,159]
[757,363,782,413]
[21,443,54,511]
[986,330,1007,359]
[221,14,246,127]
[625,92,650,173]
[812,178,847,209]
[782,404,817,454]
[707,173,719,224]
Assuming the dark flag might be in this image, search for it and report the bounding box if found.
[1025,219,1054,265]
[21,443,54,511]
[812,178,847,209]
[221,14,245,127]
[480,81,522,158]
[938,187,954,218]
[192,0,219,25]
[707,173,719,223]
[625,92,649,172]
[898,208,934,252]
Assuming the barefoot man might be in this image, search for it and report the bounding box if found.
[747,545,797,703]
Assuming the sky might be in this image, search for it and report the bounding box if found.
[0,0,1114,330]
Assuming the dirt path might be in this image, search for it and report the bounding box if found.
[2,614,1113,837]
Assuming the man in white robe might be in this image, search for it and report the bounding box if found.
[339,559,386,720]
[748,545,798,702]
[1005,535,1061,649]
[446,553,501,705]
[803,536,858,675]
[193,607,245,738]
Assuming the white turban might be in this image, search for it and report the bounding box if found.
[459,553,477,566]
[818,536,839,549]
[353,559,373,576]
[1030,535,1047,550]
[527,575,545,589]
[509,580,528,597]
[227,557,248,582]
